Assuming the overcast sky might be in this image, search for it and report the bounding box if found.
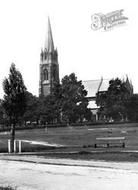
[0,0,137,98]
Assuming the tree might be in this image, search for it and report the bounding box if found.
[39,94,60,124]
[96,78,132,121]
[96,91,107,120]
[2,63,27,152]
[22,91,40,124]
[61,73,91,123]
[37,82,62,125]
[0,99,5,125]
[126,94,138,121]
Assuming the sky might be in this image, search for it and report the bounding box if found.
[0,0,137,98]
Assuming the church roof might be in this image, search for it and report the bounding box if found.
[99,79,110,92]
[82,80,101,97]
[44,17,54,52]
[82,78,110,98]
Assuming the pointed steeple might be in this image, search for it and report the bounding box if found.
[124,75,133,95]
[39,17,59,97]
[44,17,54,52]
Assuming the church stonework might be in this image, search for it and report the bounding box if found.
[39,18,59,97]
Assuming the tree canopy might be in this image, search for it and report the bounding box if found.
[2,63,27,152]
[96,78,133,121]
[61,73,91,123]
[22,91,40,124]
[2,63,27,124]
[126,94,138,121]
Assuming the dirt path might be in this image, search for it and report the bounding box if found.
[0,157,138,190]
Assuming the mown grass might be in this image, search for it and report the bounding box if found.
[38,151,138,162]
[0,187,16,190]
[0,123,138,154]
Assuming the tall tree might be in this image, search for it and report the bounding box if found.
[0,99,5,125]
[126,94,138,121]
[39,95,60,124]
[61,73,91,123]
[2,63,27,152]
[23,91,40,124]
[96,78,132,121]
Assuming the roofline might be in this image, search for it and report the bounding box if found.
[82,79,110,82]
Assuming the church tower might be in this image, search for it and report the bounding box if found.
[39,18,59,97]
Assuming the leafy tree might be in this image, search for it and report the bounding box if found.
[96,78,132,121]
[36,83,62,124]
[126,94,138,121]
[39,94,60,124]
[96,91,107,120]
[2,63,27,152]
[23,91,40,124]
[61,73,91,123]
[52,82,63,122]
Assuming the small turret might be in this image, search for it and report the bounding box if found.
[125,75,133,95]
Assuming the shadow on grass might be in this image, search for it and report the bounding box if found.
[38,151,138,162]
[0,187,16,190]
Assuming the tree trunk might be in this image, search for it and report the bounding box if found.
[10,124,15,153]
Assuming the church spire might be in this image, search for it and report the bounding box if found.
[44,17,54,52]
[39,17,59,97]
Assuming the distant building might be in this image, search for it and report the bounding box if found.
[39,18,133,122]
[82,78,110,120]
[39,18,59,97]
[123,75,133,95]
[82,76,133,121]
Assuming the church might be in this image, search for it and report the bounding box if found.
[39,18,59,97]
[39,18,133,121]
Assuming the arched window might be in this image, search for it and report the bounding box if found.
[43,69,48,80]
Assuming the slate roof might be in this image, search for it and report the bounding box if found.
[99,79,110,92]
[82,80,101,97]
[82,78,110,109]
[82,78,110,98]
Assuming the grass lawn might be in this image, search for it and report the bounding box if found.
[0,187,15,190]
[1,123,138,161]
[37,151,138,162]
